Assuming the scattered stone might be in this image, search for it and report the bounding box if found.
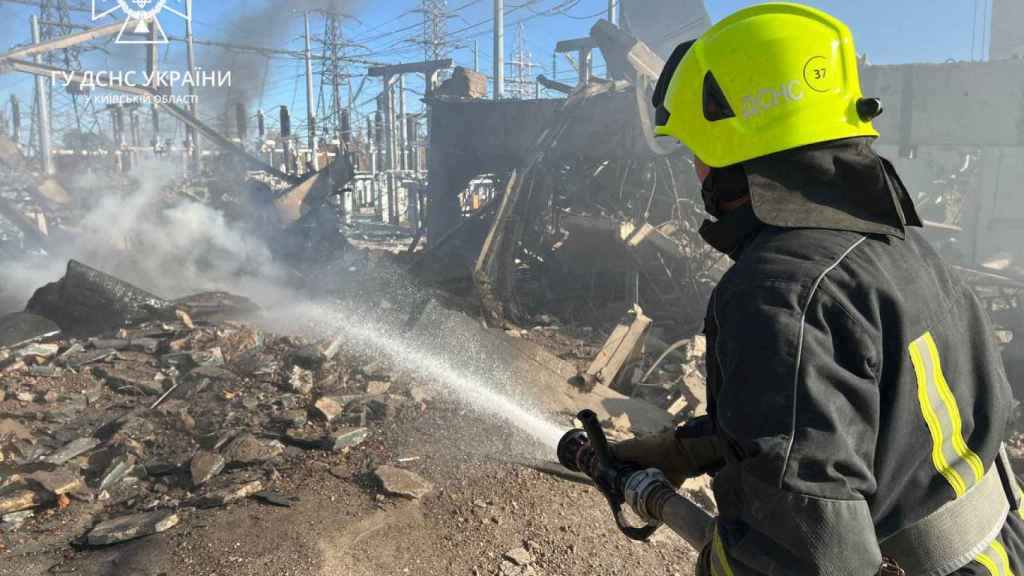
[504,547,535,566]
[98,455,137,491]
[1,509,34,525]
[195,480,263,508]
[93,364,164,396]
[282,427,322,449]
[45,437,100,465]
[186,366,239,385]
[324,427,369,452]
[274,410,308,429]
[86,510,179,546]
[15,391,34,403]
[0,419,33,441]
[26,468,83,495]
[64,348,117,370]
[190,451,225,487]
[253,491,293,508]
[90,339,130,351]
[14,343,60,364]
[375,465,432,499]
[499,560,541,576]
[29,366,61,379]
[221,433,283,466]
[175,309,194,329]
[366,380,391,395]
[288,366,314,395]
[313,396,345,423]
[128,338,161,354]
[0,489,47,514]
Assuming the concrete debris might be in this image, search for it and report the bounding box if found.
[1,509,34,531]
[0,312,60,349]
[25,468,83,495]
[190,451,226,487]
[325,427,369,452]
[375,465,433,499]
[313,396,345,423]
[195,480,263,508]
[26,260,176,338]
[98,454,137,491]
[366,380,391,395]
[504,547,535,566]
[86,510,179,546]
[0,489,48,514]
[221,433,284,466]
[45,437,100,465]
[13,342,59,363]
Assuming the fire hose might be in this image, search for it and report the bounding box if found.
[557,409,714,549]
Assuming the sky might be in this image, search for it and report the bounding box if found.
[0,0,998,142]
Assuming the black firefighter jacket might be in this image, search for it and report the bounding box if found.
[695,225,1024,576]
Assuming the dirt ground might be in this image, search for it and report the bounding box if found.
[2,391,699,576]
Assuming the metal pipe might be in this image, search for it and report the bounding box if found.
[185,2,201,175]
[30,16,53,176]
[398,75,406,171]
[494,0,504,99]
[304,11,319,171]
[608,0,618,26]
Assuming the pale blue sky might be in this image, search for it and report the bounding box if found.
[0,0,996,138]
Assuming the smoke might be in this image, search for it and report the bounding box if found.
[0,159,295,314]
[198,0,364,107]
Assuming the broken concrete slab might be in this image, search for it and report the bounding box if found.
[375,465,432,499]
[0,312,61,349]
[195,480,263,509]
[313,396,345,423]
[26,260,176,338]
[25,468,83,495]
[98,454,137,491]
[221,433,283,466]
[86,510,179,546]
[325,427,369,452]
[93,363,165,396]
[190,451,225,487]
[45,437,100,465]
[0,488,48,514]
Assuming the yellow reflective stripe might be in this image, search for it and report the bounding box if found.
[977,550,1001,576]
[993,540,1015,576]
[712,528,735,576]
[911,335,967,496]
[910,332,986,497]
[976,539,1015,576]
[925,334,985,484]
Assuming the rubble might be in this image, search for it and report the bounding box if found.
[375,465,433,499]
[26,260,177,337]
[0,311,60,348]
[504,547,535,566]
[45,437,100,465]
[86,511,179,546]
[221,433,284,466]
[190,451,226,487]
[195,480,263,509]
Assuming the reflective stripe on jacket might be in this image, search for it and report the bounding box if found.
[697,226,1022,576]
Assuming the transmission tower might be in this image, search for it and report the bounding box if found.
[419,0,451,61]
[507,22,536,99]
[318,12,350,145]
[36,0,100,143]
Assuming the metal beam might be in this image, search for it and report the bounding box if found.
[0,21,123,63]
[3,58,301,184]
[367,58,453,77]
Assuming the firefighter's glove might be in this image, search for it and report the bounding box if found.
[611,418,723,488]
[623,468,670,526]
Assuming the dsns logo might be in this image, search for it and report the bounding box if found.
[93,0,192,44]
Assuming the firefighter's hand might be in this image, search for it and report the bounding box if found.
[611,421,722,488]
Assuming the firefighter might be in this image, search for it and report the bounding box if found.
[613,3,1024,574]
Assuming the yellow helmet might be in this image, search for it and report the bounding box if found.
[653,2,882,168]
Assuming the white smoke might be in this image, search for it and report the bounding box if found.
[0,159,295,313]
